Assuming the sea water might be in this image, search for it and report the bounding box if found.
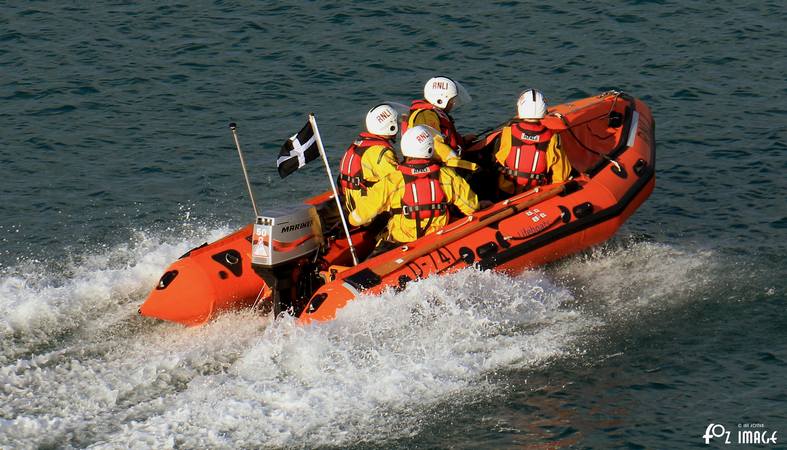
[1,2,785,448]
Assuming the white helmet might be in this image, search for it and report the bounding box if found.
[365,103,399,136]
[424,76,471,110]
[400,125,436,159]
[517,89,548,119]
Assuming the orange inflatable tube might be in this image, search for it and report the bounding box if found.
[138,225,263,326]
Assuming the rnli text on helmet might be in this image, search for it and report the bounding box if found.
[375,109,391,123]
[432,80,449,90]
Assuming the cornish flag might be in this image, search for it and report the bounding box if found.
[277,119,320,178]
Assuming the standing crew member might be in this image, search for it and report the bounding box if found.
[338,103,401,212]
[403,76,476,162]
[495,89,572,198]
[348,125,486,253]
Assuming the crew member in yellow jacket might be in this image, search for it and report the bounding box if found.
[338,103,401,212]
[405,76,479,172]
[495,89,572,197]
[349,125,485,251]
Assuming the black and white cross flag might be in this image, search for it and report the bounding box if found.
[277,119,320,178]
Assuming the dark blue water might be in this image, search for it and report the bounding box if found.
[2,2,785,448]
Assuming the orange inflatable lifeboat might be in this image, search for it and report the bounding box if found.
[140,91,655,326]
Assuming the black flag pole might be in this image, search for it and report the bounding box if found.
[229,122,259,217]
[309,114,359,266]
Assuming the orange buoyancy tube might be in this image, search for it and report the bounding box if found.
[402,99,463,149]
[500,121,553,192]
[396,159,449,239]
[338,132,394,193]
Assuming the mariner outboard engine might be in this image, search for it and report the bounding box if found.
[251,204,325,316]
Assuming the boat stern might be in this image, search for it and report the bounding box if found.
[139,257,216,326]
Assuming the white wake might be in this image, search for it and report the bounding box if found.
[0,230,717,449]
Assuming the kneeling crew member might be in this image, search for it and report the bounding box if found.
[495,89,572,197]
[348,125,482,250]
[403,76,476,162]
[338,103,401,212]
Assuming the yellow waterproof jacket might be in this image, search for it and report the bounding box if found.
[348,165,480,243]
[409,115,479,172]
[494,125,572,194]
[409,110,456,162]
[341,142,399,211]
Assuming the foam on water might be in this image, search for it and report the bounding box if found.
[550,238,718,317]
[0,224,235,363]
[0,231,721,449]
[79,271,584,449]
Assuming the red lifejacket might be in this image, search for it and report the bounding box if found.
[402,99,463,149]
[338,132,393,193]
[499,121,553,192]
[396,159,449,238]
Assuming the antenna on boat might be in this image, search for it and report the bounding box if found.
[228,122,259,217]
[309,113,360,266]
